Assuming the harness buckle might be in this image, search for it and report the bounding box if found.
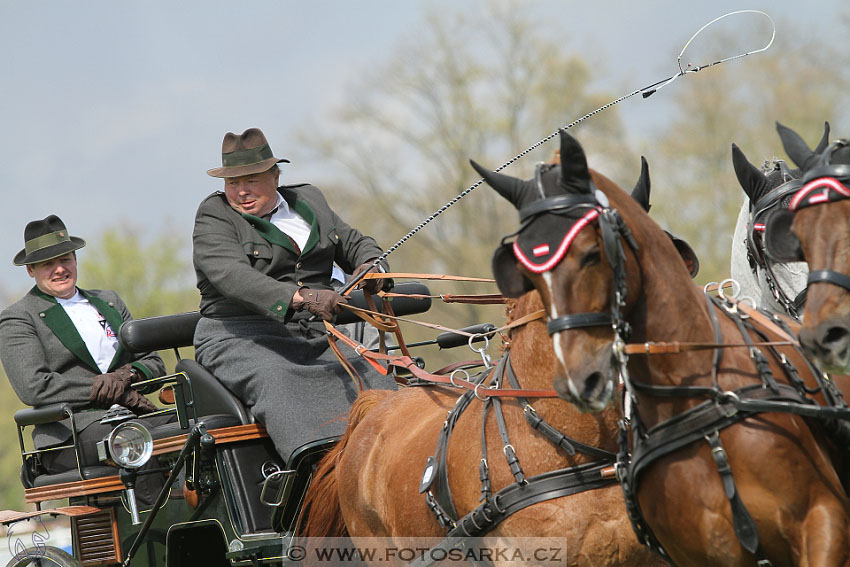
[717,390,740,417]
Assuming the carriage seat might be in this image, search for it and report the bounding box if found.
[119,310,253,424]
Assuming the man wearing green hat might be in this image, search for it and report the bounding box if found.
[0,215,167,475]
[193,127,395,462]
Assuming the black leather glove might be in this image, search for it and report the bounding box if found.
[297,289,348,321]
[117,388,157,414]
[352,260,386,294]
[90,371,132,406]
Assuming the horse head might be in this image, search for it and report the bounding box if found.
[765,121,850,372]
[474,130,694,412]
[729,125,827,318]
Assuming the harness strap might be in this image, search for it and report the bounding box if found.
[547,312,612,335]
[491,396,526,485]
[479,400,492,502]
[501,356,618,461]
[623,384,810,564]
[807,269,850,293]
[409,462,617,567]
[705,431,763,557]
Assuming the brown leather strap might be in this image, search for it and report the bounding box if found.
[623,340,795,355]
[359,272,495,283]
[324,324,559,398]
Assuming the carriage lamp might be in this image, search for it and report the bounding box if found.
[96,421,154,468]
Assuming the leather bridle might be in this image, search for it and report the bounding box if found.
[787,140,850,295]
[509,168,638,341]
[745,162,807,318]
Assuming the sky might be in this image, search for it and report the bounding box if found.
[0,0,846,303]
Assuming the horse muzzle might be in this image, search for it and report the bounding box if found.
[552,342,616,412]
[799,316,850,374]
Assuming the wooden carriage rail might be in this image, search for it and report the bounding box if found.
[23,423,267,504]
[0,505,103,525]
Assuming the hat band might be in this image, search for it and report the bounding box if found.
[25,230,71,255]
[222,144,275,167]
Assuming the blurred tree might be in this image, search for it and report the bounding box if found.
[78,224,198,319]
[644,16,850,282]
[0,371,27,508]
[297,1,631,359]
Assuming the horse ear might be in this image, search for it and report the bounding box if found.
[558,129,592,194]
[814,121,831,154]
[492,244,533,298]
[732,143,769,202]
[470,160,538,210]
[763,208,804,263]
[664,231,700,278]
[631,156,651,212]
[776,122,816,170]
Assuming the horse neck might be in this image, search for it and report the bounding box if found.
[505,292,620,450]
[602,185,717,349]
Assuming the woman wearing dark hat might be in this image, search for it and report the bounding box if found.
[192,127,395,463]
[0,215,168,476]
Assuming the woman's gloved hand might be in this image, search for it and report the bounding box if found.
[89,371,132,406]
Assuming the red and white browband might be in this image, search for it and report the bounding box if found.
[512,208,600,273]
[789,177,850,211]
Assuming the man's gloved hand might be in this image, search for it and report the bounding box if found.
[352,260,386,294]
[90,371,132,406]
[297,288,348,321]
[117,388,157,414]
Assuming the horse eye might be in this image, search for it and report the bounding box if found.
[580,248,601,268]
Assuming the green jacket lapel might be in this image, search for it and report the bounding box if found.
[84,291,126,371]
[33,287,100,372]
[240,191,319,255]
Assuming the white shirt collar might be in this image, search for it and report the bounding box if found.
[55,289,84,305]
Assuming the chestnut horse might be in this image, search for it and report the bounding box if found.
[299,279,666,562]
[476,129,850,566]
[763,123,850,373]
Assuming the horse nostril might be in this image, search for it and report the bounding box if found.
[822,326,850,349]
[583,371,602,400]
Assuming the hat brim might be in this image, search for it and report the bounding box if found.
[14,237,86,266]
[207,157,290,179]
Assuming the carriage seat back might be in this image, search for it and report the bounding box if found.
[118,311,253,424]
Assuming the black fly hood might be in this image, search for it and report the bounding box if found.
[474,129,638,336]
[766,122,850,293]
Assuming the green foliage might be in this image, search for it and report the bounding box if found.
[78,223,199,318]
[0,368,27,509]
